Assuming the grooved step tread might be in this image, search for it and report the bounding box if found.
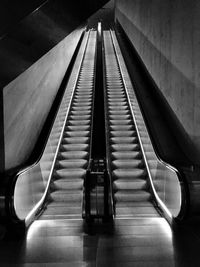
[112,159,143,169]
[56,159,88,168]
[115,206,159,217]
[111,144,139,151]
[60,144,89,151]
[62,137,89,144]
[114,190,151,202]
[50,191,82,202]
[51,179,83,190]
[54,168,86,179]
[58,151,88,159]
[112,168,146,179]
[111,137,138,144]
[113,179,147,190]
[112,151,142,159]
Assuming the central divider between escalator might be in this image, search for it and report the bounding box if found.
[83,23,113,222]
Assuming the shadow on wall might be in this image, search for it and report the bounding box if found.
[115,0,200,164]
[0,0,110,88]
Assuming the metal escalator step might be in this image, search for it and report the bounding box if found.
[112,151,142,160]
[64,131,90,137]
[107,83,122,86]
[110,130,136,137]
[110,120,132,125]
[108,95,125,99]
[50,191,82,202]
[70,110,91,116]
[71,106,91,111]
[73,98,92,102]
[115,206,159,217]
[56,159,88,168]
[75,89,92,93]
[54,168,86,179]
[77,81,93,85]
[109,102,126,106]
[74,94,92,98]
[41,205,82,218]
[111,144,139,151]
[65,125,90,131]
[75,87,93,90]
[109,115,131,120]
[58,151,88,159]
[108,97,126,102]
[111,137,138,144]
[112,168,146,179]
[112,159,143,169]
[109,110,129,115]
[62,137,89,144]
[60,144,89,151]
[51,179,83,190]
[116,201,154,207]
[109,106,128,111]
[114,190,151,202]
[109,113,131,120]
[72,102,92,107]
[68,115,91,120]
[68,120,90,126]
[110,125,134,131]
[107,87,123,90]
[113,179,147,190]
[107,81,122,84]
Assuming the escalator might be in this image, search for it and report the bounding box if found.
[103,31,159,218]
[39,31,96,220]
[2,26,188,233]
[102,30,186,222]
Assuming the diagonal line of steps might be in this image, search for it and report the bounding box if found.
[104,31,159,218]
[39,31,97,220]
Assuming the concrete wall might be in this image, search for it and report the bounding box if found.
[115,0,200,161]
[3,27,84,171]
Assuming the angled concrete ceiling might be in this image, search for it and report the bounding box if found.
[0,0,110,88]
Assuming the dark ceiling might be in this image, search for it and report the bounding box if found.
[0,0,110,88]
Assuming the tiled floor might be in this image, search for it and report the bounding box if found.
[0,216,200,266]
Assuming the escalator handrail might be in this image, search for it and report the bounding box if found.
[110,30,189,221]
[4,30,91,226]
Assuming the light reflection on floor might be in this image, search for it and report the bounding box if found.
[0,217,200,266]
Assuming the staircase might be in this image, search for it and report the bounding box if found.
[103,31,159,218]
[39,31,96,220]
